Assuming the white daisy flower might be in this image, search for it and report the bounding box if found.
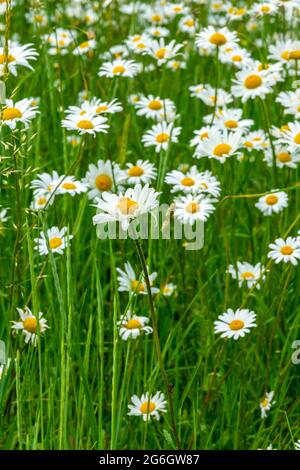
[255,191,288,216]
[61,111,108,136]
[197,171,222,198]
[194,130,242,163]
[166,59,187,72]
[204,108,253,133]
[165,165,206,194]
[190,84,233,107]
[83,160,124,200]
[195,26,239,53]
[231,68,275,102]
[72,39,96,55]
[214,308,257,340]
[220,47,252,68]
[30,193,54,210]
[90,98,123,115]
[57,176,87,196]
[125,160,157,185]
[134,94,176,120]
[128,391,167,421]
[190,126,211,148]
[227,262,266,289]
[30,171,61,197]
[34,226,73,256]
[161,283,177,296]
[126,34,152,54]
[118,310,153,340]
[174,193,216,224]
[276,90,300,118]
[165,3,188,17]
[252,2,278,16]
[1,98,39,129]
[143,38,183,65]
[44,28,75,55]
[268,237,300,265]
[260,391,275,418]
[142,121,181,152]
[93,183,160,231]
[263,144,300,168]
[242,130,269,150]
[178,16,198,34]
[145,26,170,38]
[11,307,49,347]
[0,42,38,76]
[98,59,139,78]
[116,262,159,295]
[268,39,298,63]
[278,121,300,152]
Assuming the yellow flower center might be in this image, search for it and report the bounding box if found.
[258,63,269,71]
[58,39,65,46]
[241,271,255,279]
[118,197,139,215]
[229,319,245,331]
[213,143,232,157]
[96,105,108,113]
[35,14,44,22]
[186,202,199,214]
[184,19,194,27]
[244,141,253,148]
[281,50,290,60]
[23,317,38,333]
[181,177,195,187]
[148,100,162,110]
[224,120,238,129]
[152,14,162,22]
[140,401,156,414]
[244,74,262,89]
[37,196,47,206]
[200,131,209,139]
[136,43,146,49]
[2,107,22,120]
[62,182,77,190]
[260,398,268,408]
[79,41,90,49]
[128,166,144,177]
[293,133,300,144]
[155,47,166,59]
[277,152,291,162]
[77,119,94,129]
[280,245,294,255]
[131,279,145,292]
[261,5,270,13]
[125,319,142,329]
[112,65,125,74]
[49,237,63,249]
[133,36,142,42]
[232,55,242,62]
[156,132,169,143]
[280,124,290,132]
[209,32,227,46]
[265,195,278,205]
[95,174,112,191]
[0,53,15,64]
[289,50,300,60]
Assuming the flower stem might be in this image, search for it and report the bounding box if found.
[134,238,180,449]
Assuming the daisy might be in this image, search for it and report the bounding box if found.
[90,98,123,115]
[263,144,300,168]
[242,130,269,150]
[144,38,183,65]
[93,183,160,231]
[220,47,252,69]
[125,160,157,185]
[30,171,61,197]
[204,108,253,132]
[214,308,257,340]
[61,111,108,136]
[116,262,159,295]
[198,171,222,198]
[44,28,74,55]
[190,126,211,148]
[98,59,139,78]
[194,130,242,163]
[128,391,167,421]
[0,42,38,76]
[134,94,176,120]
[73,39,96,56]
[268,39,298,63]
[260,391,275,418]
[276,90,300,118]
[57,176,87,196]
[278,122,300,152]
[174,194,216,224]
[227,262,266,289]
[11,307,49,346]
[161,283,177,296]
[268,237,300,265]
[178,16,198,34]
[255,191,288,216]
[226,6,248,21]
[118,311,153,340]
[30,193,54,211]
[142,121,181,152]
[165,165,206,194]
[1,98,39,129]
[252,2,278,15]
[34,226,73,256]
[126,34,152,54]
[195,26,239,53]
[83,160,124,200]
[165,3,189,17]
[231,68,275,102]
[193,85,233,108]
[166,59,187,72]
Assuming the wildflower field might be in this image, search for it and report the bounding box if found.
[1,0,300,452]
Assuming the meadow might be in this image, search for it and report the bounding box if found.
[0,0,300,451]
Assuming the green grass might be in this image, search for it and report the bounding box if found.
[0,0,300,451]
